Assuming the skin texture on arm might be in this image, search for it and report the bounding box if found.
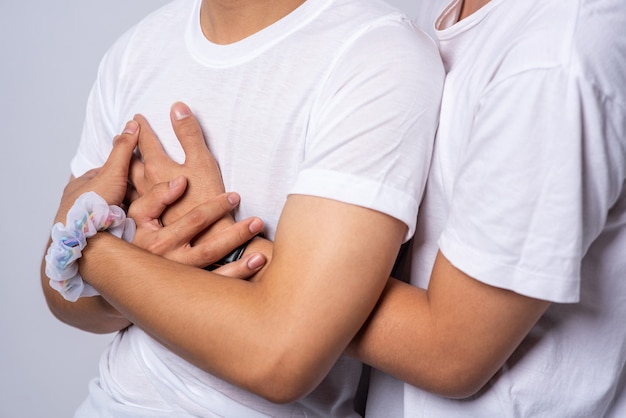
[347,252,550,398]
[122,104,549,399]
[76,193,405,403]
[48,104,408,403]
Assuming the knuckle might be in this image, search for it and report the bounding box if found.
[203,196,231,218]
[198,245,220,263]
[144,239,167,255]
[114,133,135,148]
[235,224,253,243]
[180,122,203,138]
[144,164,160,180]
[186,208,207,227]
[127,206,139,218]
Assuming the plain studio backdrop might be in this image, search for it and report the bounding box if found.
[0,1,432,416]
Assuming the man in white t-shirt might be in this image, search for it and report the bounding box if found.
[354,0,626,416]
[128,0,625,416]
[40,0,444,416]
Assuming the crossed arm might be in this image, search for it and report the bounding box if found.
[41,105,406,403]
[133,106,551,398]
[42,105,549,401]
[131,106,551,398]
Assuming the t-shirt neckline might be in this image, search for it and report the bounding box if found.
[186,0,333,67]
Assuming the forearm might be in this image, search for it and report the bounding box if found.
[78,195,404,403]
[80,234,345,402]
[347,252,549,398]
[347,279,456,395]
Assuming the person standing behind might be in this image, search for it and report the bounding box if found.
[350,0,626,416]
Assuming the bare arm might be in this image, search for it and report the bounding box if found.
[77,193,406,403]
[120,107,547,400]
[40,124,140,333]
[348,251,550,398]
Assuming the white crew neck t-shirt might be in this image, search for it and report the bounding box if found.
[70,0,444,416]
[367,0,626,416]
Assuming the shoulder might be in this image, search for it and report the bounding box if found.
[101,0,192,62]
[322,1,444,89]
[95,0,193,84]
[337,0,439,52]
[487,0,624,102]
[572,0,626,107]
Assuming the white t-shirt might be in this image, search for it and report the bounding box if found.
[70,0,444,416]
[368,0,626,416]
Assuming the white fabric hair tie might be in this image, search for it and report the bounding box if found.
[45,191,135,302]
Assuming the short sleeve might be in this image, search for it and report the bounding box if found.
[70,27,138,176]
[290,20,444,241]
[439,68,599,303]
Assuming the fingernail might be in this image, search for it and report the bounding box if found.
[247,254,266,270]
[227,192,240,207]
[172,102,191,121]
[249,218,263,234]
[123,120,138,134]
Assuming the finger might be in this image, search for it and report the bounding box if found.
[190,216,264,266]
[127,176,188,222]
[134,113,169,166]
[170,102,215,165]
[128,154,146,195]
[212,253,267,279]
[124,181,138,210]
[163,194,246,247]
[101,120,140,178]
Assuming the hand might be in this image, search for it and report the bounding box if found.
[55,121,139,223]
[129,102,226,228]
[128,175,266,277]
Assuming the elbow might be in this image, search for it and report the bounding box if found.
[432,372,490,400]
[253,381,311,405]
[404,357,496,400]
[245,364,319,404]
[238,349,328,404]
[43,289,130,334]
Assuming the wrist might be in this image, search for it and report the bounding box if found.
[53,202,73,224]
[45,191,135,302]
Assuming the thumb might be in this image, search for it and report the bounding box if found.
[103,120,140,177]
[170,102,214,163]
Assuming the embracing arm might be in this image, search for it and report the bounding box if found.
[347,252,550,398]
[78,195,405,403]
[106,113,545,400]
[40,124,139,333]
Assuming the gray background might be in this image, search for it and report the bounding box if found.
[0,0,430,416]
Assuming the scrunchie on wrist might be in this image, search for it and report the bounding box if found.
[44,191,136,302]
